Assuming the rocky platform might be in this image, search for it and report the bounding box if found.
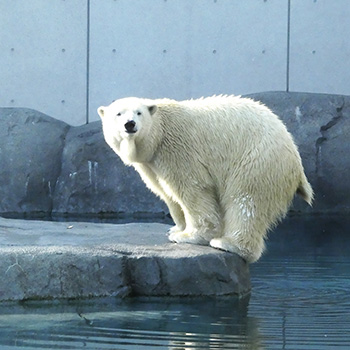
[0,217,250,301]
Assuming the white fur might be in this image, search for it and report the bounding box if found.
[98,96,313,263]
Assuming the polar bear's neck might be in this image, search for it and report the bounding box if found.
[119,132,161,165]
[119,138,138,165]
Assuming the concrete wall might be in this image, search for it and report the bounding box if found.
[0,0,88,125]
[1,0,349,125]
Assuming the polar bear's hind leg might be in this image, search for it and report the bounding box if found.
[210,198,266,263]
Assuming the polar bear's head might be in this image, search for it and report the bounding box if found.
[98,97,157,145]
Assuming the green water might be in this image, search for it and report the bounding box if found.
[0,216,349,349]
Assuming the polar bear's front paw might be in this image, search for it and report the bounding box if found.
[168,231,209,245]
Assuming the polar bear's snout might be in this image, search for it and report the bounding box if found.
[124,120,137,134]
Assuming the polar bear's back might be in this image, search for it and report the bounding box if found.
[156,95,295,162]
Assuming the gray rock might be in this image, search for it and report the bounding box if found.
[0,218,250,300]
[1,92,349,217]
[0,108,69,216]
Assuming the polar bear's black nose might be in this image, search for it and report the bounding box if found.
[124,120,137,133]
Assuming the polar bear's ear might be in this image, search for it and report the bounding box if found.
[97,106,105,118]
[148,105,157,116]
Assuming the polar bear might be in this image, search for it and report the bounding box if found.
[98,96,313,263]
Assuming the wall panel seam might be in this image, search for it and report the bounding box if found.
[86,0,91,124]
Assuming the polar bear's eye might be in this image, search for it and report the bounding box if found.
[117,112,121,117]
[137,111,142,116]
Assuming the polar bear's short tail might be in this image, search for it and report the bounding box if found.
[297,177,314,206]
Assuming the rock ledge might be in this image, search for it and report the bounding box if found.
[0,218,250,301]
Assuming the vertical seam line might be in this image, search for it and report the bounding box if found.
[286,0,291,92]
[86,0,90,124]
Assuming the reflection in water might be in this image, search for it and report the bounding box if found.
[0,215,349,349]
[0,297,262,349]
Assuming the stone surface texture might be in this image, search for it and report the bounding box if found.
[0,218,250,301]
[1,91,349,217]
[0,108,69,215]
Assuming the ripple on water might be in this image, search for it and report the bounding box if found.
[248,254,350,349]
